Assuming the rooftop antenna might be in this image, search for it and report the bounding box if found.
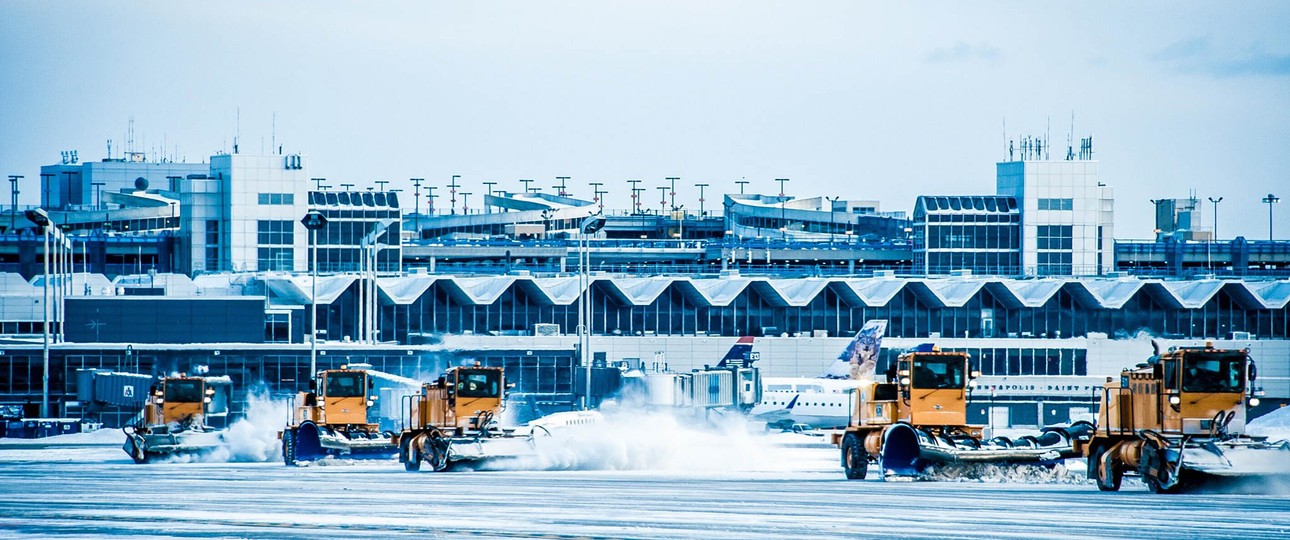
[272,111,276,155]
[1002,117,1008,161]
[1045,117,1051,160]
[106,139,112,160]
[127,116,135,155]
[1066,111,1075,161]
[234,107,240,154]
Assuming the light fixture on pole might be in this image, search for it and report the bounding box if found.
[735,178,749,195]
[577,214,606,410]
[695,183,709,217]
[358,219,396,344]
[827,196,841,244]
[411,178,424,230]
[627,179,642,214]
[448,175,461,215]
[776,178,790,241]
[7,175,21,232]
[666,177,679,214]
[589,182,604,213]
[424,185,437,217]
[301,211,329,376]
[1263,193,1280,241]
[1207,196,1223,271]
[556,176,570,197]
[520,179,534,194]
[26,208,53,417]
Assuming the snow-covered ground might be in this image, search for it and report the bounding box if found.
[3,418,1289,539]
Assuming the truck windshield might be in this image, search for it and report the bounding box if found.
[455,370,501,398]
[326,372,367,398]
[164,380,203,403]
[1182,354,1245,393]
[910,356,965,390]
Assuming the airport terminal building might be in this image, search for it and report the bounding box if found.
[0,144,1287,428]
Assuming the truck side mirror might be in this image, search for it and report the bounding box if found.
[1250,364,1258,382]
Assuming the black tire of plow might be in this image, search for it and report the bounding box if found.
[404,437,422,472]
[282,429,297,466]
[1093,446,1122,492]
[842,433,869,480]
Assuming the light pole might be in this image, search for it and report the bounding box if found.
[520,179,534,194]
[736,179,749,195]
[375,180,389,193]
[25,209,59,417]
[657,186,667,215]
[483,181,497,213]
[411,178,424,230]
[776,178,790,241]
[449,175,460,215]
[1263,193,1280,241]
[461,192,472,214]
[589,182,603,213]
[577,214,606,410]
[301,211,328,376]
[628,179,642,214]
[695,183,709,217]
[556,176,570,197]
[340,183,354,192]
[424,186,437,217]
[1207,196,1222,271]
[312,177,326,191]
[666,177,679,215]
[7,175,20,232]
[827,196,841,243]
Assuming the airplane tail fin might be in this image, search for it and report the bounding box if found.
[821,319,888,379]
[716,336,756,368]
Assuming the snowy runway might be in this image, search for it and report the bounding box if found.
[2,436,1289,539]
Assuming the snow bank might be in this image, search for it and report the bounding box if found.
[1249,405,1290,442]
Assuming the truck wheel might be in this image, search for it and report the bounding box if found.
[282,429,297,466]
[842,433,868,480]
[404,439,422,472]
[1093,447,1121,492]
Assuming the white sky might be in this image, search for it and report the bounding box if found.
[1,1,1288,239]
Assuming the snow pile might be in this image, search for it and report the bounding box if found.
[921,461,1087,484]
[484,409,830,473]
[1248,405,1290,442]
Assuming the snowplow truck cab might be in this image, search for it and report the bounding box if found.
[834,348,1091,480]
[280,367,394,464]
[1081,344,1289,493]
[395,365,527,472]
[123,376,225,463]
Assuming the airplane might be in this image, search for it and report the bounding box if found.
[749,320,888,430]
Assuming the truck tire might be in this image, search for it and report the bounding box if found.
[282,429,297,466]
[404,438,422,472]
[842,432,868,480]
[1093,446,1121,492]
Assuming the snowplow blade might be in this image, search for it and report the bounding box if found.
[124,430,224,463]
[288,422,395,462]
[881,422,1093,477]
[446,435,536,464]
[1181,438,1290,478]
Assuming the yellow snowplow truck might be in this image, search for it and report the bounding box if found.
[832,346,1092,479]
[1079,344,1290,493]
[123,376,229,463]
[280,365,418,464]
[394,365,531,472]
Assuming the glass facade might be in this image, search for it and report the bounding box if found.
[307,190,402,273]
[913,196,1022,276]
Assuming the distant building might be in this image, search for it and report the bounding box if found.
[997,158,1114,276]
[40,155,206,211]
[1151,197,1209,241]
[724,194,908,242]
[912,195,1021,276]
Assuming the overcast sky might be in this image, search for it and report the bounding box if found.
[2,1,1288,239]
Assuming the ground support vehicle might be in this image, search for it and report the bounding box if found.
[123,375,230,463]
